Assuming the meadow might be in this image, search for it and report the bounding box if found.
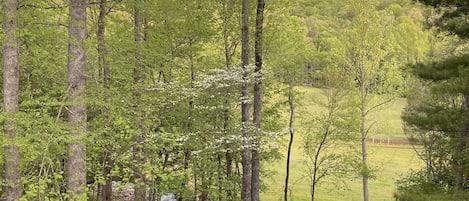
[261,87,423,201]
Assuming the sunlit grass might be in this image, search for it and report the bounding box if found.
[262,86,420,201]
[262,143,422,201]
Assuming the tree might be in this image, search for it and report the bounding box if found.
[251,0,265,200]
[241,0,251,200]
[259,5,314,199]
[67,0,87,199]
[133,0,147,200]
[403,55,469,191]
[0,0,365,200]
[96,0,113,200]
[399,0,469,193]
[215,0,241,198]
[341,1,402,200]
[417,0,468,39]
[284,75,295,201]
[14,1,69,199]
[2,0,22,200]
[303,69,358,201]
[290,1,430,200]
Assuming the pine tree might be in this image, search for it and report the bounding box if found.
[404,0,469,191]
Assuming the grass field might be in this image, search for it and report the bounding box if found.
[261,144,422,201]
[261,86,422,201]
[294,87,408,140]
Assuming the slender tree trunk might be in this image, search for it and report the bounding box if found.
[2,0,22,200]
[217,154,223,201]
[97,1,113,200]
[222,0,235,197]
[67,0,87,200]
[178,41,196,201]
[194,168,198,201]
[223,98,233,199]
[241,0,251,200]
[251,1,264,200]
[361,132,369,201]
[98,0,110,88]
[311,124,328,201]
[463,95,469,185]
[455,94,469,191]
[359,65,369,201]
[199,172,209,201]
[284,78,294,201]
[455,148,465,191]
[133,1,146,200]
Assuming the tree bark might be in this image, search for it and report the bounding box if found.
[359,65,369,201]
[98,0,110,88]
[97,0,113,200]
[67,0,87,200]
[241,0,251,200]
[2,0,22,200]
[284,78,294,201]
[133,1,146,200]
[251,0,264,200]
[221,0,236,197]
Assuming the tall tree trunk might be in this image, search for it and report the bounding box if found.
[221,0,236,197]
[359,66,369,201]
[241,0,251,200]
[251,0,264,200]
[67,0,87,200]
[133,1,146,200]
[284,78,294,201]
[179,41,196,201]
[2,0,22,200]
[97,1,113,200]
[98,0,110,88]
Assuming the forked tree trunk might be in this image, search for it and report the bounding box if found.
[67,0,87,200]
[251,0,264,200]
[2,0,22,200]
[241,0,251,200]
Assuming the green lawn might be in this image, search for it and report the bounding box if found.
[261,86,421,201]
[262,144,422,201]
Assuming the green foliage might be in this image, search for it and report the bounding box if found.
[399,0,469,195]
[395,169,469,200]
[395,191,469,201]
[0,0,452,200]
[416,0,469,39]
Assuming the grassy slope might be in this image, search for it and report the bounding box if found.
[261,86,422,201]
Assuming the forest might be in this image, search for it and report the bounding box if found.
[0,0,468,201]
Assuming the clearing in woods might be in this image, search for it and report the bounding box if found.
[262,87,422,201]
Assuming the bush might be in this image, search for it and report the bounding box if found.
[394,169,469,201]
[394,192,469,201]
